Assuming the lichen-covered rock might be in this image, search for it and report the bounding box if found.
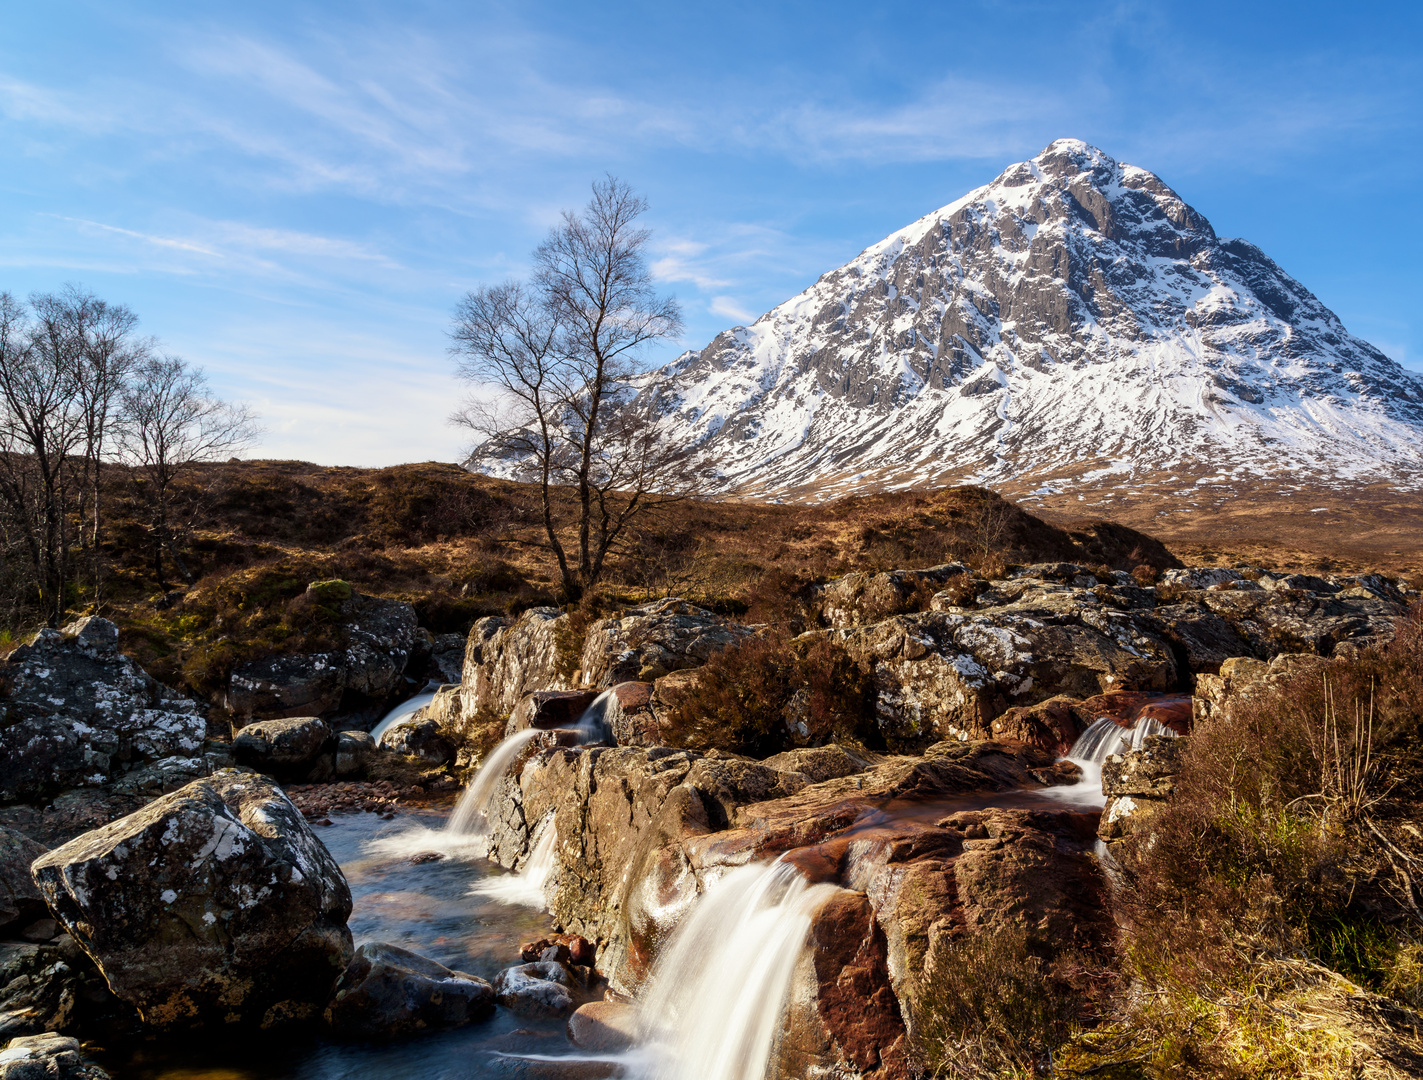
[1099,734,1185,843]
[0,941,82,1038]
[813,564,968,628]
[458,610,565,720]
[760,745,877,784]
[823,607,1177,750]
[31,771,353,1032]
[231,717,332,779]
[226,591,418,720]
[579,599,754,687]
[0,619,207,805]
[492,962,574,1018]
[0,1033,110,1080]
[0,830,46,934]
[376,719,454,765]
[324,941,493,1039]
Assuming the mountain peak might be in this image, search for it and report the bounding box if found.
[481,145,1423,505]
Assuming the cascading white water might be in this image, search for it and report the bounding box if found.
[445,727,543,836]
[445,689,617,837]
[470,811,559,908]
[1032,715,1177,811]
[636,861,842,1080]
[369,689,438,744]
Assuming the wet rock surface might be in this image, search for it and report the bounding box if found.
[566,1000,637,1053]
[324,941,493,1039]
[31,770,353,1032]
[493,963,574,1019]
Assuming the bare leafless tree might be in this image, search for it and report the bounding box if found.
[451,177,697,602]
[0,292,87,624]
[117,355,260,590]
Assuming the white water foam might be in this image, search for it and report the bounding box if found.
[1043,715,1177,810]
[470,811,559,908]
[636,861,842,1080]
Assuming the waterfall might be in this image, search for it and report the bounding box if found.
[369,689,438,744]
[445,689,617,837]
[636,861,842,1080]
[445,727,543,836]
[1067,715,1175,793]
[469,812,559,908]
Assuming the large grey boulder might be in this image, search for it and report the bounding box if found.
[579,600,754,687]
[227,590,418,720]
[0,618,207,804]
[324,942,493,1039]
[231,716,332,779]
[458,610,565,720]
[31,771,353,1032]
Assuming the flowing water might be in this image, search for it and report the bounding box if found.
[369,690,439,744]
[635,861,843,1080]
[99,808,592,1080]
[95,693,1181,1080]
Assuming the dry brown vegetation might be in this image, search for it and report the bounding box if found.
[44,458,1178,701]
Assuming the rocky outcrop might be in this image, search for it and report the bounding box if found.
[376,720,454,765]
[1099,734,1184,843]
[227,589,418,720]
[0,618,209,806]
[31,771,352,1032]
[578,600,754,687]
[0,1033,109,1080]
[812,564,968,628]
[484,737,1102,1079]
[823,605,1177,750]
[459,610,565,720]
[505,690,600,738]
[1193,652,1329,722]
[324,942,493,1039]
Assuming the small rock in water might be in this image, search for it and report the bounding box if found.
[409,852,443,865]
[519,934,595,966]
[493,962,574,1019]
[538,943,572,965]
[567,1000,638,1054]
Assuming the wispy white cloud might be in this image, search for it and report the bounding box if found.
[708,296,756,323]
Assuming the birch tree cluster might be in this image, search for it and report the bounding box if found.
[0,286,259,626]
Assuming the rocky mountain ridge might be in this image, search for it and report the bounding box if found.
[630,139,1423,501]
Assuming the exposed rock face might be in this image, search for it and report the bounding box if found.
[485,738,1100,1079]
[0,831,47,935]
[1099,734,1185,843]
[0,619,208,806]
[823,606,1177,750]
[227,591,418,720]
[601,683,662,748]
[1193,651,1329,722]
[324,942,493,1039]
[231,717,332,779]
[812,565,968,628]
[31,771,353,1031]
[505,690,600,738]
[459,610,565,720]
[0,940,86,1039]
[578,600,754,687]
[562,139,1423,500]
[0,1033,110,1080]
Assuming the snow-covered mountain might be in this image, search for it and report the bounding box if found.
[642,139,1423,501]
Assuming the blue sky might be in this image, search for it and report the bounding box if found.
[2,1,1420,465]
